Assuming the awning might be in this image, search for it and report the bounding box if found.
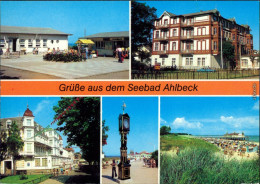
[75,39,95,44]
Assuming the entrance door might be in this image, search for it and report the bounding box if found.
[13,38,17,52]
[5,161,12,175]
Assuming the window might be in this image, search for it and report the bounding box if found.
[173,29,177,36]
[6,120,12,129]
[198,28,201,35]
[155,43,159,51]
[197,58,201,66]
[155,58,157,64]
[56,40,59,43]
[213,28,217,35]
[28,39,33,47]
[43,39,47,47]
[35,158,40,167]
[214,41,217,50]
[172,58,176,66]
[36,39,40,47]
[202,27,206,35]
[0,39,5,47]
[156,21,159,26]
[242,59,248,67]
[164,19,168,26]
[27,143,32,152]
[163,44,167,51]
[27,119,31,126]
[190,58,193,66]
[202,58,205,66]
[232,34,235,41]
[49,140,53,146]
[51,40,54,44]
[27,130,32,138]
[162,58,165,65]
[186,58,189,65]
[172,42,176,50]
[155,31,159,38]
[19,39,25,47]
[42,158,47,167]
[173,18,177,24]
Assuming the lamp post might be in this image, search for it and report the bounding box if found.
[118,102,131,180]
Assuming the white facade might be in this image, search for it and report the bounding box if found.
[0,34,69,53]
[240,56,260,69]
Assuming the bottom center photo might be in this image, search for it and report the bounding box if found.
[102,97,159,184]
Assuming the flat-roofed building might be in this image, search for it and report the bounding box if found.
[80,31,129,56]
[0,25,72,53]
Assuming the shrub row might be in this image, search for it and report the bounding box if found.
[43,53,82,62]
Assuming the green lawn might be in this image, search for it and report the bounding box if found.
[160,134,219,152]
[0,174,51,184]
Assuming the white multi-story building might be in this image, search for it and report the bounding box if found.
[0,106,73,175]
[0,25,71,53]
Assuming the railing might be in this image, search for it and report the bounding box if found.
[132,69,260,80]
[154,36,169,41]
[181,49,194,54]
[157,50,168,55]
[180,34,194,39]
[157,24,169,28]
[181,22,194,26]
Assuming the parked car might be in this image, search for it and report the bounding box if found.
[197,68,216,72]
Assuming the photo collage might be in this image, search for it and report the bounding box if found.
[0,1,259,184]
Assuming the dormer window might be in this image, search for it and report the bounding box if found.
[27,119,31,126]
[6,120,12,129]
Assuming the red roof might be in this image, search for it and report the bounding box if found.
[23,107,34,117]
[59,135,62,140]
[65,148,74,152]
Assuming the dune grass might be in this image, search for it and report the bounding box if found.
[160,134,219,152]
[160,135,260,184]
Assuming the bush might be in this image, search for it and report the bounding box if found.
[19,173,28,180]
[43,53,82,62]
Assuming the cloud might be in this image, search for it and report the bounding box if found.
[34,100,52,115]
[252,101,259,110]
[172,117,203,129]
[160,118,167,124]
[220,115,259,129]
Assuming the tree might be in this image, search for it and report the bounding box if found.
[102,120,109,146]
[6,121,24,175]
[151,150,158,167]
[53,97,100,165]
[221,41,235,69]
[160,126,171,135]
[131,1,157,68]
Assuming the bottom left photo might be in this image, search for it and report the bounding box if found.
[0,97,100,184]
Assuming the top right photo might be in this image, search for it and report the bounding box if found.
[131,1,259,80]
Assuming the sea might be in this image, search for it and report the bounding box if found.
[194,135,259,143]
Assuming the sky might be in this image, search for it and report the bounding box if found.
[1,1,129,44]
[102,97,158,156]
[160,97,259,136]
[142,1,259,50]
[0,97,80,152]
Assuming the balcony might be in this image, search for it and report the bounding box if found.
[20,151,34,156]
[154,36,169,42]
[156,24,169,29]
[181,34,194,40]
[157,50,169,55]
[181,49,194,54]
[181,22,194,27]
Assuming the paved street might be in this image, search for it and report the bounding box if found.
[102,160,158,184]
[40,170,99,184]
[0,54,129,79]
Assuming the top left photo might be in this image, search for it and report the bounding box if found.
[0,1,130,80]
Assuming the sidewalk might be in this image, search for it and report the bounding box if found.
[1,54,129,79]
[102,160,158,184]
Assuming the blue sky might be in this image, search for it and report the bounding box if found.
[142,1,259,50]
[0,97,81,152]
[1,1,129,43]
[160,97,259,136]
[102,97,158,156]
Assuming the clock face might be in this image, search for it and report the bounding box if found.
[123,119,129,129]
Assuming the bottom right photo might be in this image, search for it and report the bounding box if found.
[160,97,259,184]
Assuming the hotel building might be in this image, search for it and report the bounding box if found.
[0,25,71,53]
[151,9,254,69]
[0,106,73,175]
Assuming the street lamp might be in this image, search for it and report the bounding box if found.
[118,103,131,180]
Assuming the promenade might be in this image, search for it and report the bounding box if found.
[102,160,158,184]
[0,54,129,79]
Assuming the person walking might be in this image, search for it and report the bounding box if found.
[85,46,89,60]
[111,159,117,179]
[116,46,122,63]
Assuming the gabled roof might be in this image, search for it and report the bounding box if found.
[0,25,72,35]
[159,11,176,19]
[0,117,23,129]
[81,31,129,39]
